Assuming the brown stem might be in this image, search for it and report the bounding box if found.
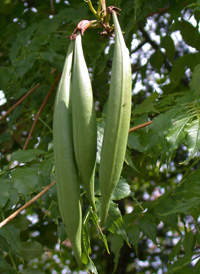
[0,83,41,122]
[146,6,169,17]
[50,0,55,14]
[0,181,56,229]
[129,120,152,133]
[23,72,61,150]
[146,2,187,18]
[102,0,107,18]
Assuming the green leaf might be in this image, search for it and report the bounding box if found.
[21,241,44,260]
[0,257,17,274]
[126,224,140,255]
[108,234,124,273]
[89,209,110,254]
[86,257,98,274]
[0,179,13,208]
[147,108,179,160]
[11,215,31,232]
[176,19,200,51]
[10,149,46,163]
[194,258,200,273]
[166,115,191,159]
[57,223,67,242]
[0,67,10,90]
[169,56,186,88]
[23,269,45,274]
[138,213,157,243]
[0,224,21,255]
[39,159,53,177]
[128,132,145,153]
[149,49,165,71]
[160,35,175,63]
[160,197,200,216]
[167,253,195,273]
[105,202,130,246]
[190,64,200,95]
[169,238,182,260]
[183,231,194,255]
[82,220,92,262]
[133,95,159,115]
[11,167,39,196]
[182,118,200,163]
[96,121,104,164]
[111,178,131,201]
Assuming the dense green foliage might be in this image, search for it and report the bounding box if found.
[1,0,200,273]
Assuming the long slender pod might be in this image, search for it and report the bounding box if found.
[99,12,132,226]
[71,32,97,210]
[53,41,82,267]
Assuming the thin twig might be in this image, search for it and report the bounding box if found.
[50,0,55,14]
[0,181,56,229]
[129,120,152,133]
[101,0,106,18]
[146,6,169,17]
[23,72,61,150]
[0,83,41,122]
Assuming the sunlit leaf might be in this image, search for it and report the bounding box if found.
[182,118,200,163]
[111,178,131,201]
[10,149,46,163]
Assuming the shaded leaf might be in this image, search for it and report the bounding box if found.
[138,213,157,243]
[0,224,21,255]
[126,224,140,255]
[177,19,200,51]
[0,179,13,208]
[160,35,175,63]
[149,49,165,71]
[108,234,124,273]
[21,241,44,260]
[183,231,194,255]
[0,257,17,274]
[169,238,182,261]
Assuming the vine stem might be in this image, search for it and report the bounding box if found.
[129,120,152,132]
[0,83,41,122]
[23,72,61,150]
[0,181,56,229]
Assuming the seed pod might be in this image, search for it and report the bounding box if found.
[99,12,132,226]
[71,32,97,210]
[53,41,82,267]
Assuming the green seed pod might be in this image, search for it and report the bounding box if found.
[71,32,97,210]
[53,41,82,267]
[99,12,132,226]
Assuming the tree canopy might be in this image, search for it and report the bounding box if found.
[1,0,200,273]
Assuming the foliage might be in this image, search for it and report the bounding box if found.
[1,0,200,273]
